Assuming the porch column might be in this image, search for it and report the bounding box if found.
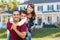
[1,15,2,22]
[52,14,53,24]
[42,14,45,23]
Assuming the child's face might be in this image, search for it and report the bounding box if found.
[20,13,26,19]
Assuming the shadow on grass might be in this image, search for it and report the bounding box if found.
[0,28,7,38]
[31,28,60,38]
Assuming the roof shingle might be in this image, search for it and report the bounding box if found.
[20,0,60,5]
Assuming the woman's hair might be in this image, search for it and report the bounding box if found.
[27,4,36,20]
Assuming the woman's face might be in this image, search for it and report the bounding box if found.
[27,5,33,13]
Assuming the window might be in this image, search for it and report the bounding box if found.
[57,16,59,22]
[20,7,25,10]
[20,7,22,10]
[47,5,53,11]
[37,6,43,12]
[48,16,52,24]
[57,5,60,10]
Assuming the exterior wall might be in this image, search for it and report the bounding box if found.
[35,2,60,13]
[36,12,60,24]
[19,2,60,13]
[0,14,12,23]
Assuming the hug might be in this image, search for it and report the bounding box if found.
[6,4,36,40]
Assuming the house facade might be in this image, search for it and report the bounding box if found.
[0,7,12,28]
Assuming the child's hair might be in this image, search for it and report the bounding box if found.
[19,10,27,15]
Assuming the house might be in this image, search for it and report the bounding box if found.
[0,7,12,28]
[18,0,60,28]
[0,13,11,28]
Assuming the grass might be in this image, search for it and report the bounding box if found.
[32,28,60,38]
[43,24,57,28]
[0,28,7,40]
[31,28,60,40]
[0,25,60,40]
[0,28,7,38]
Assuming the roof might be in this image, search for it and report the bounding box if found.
[20,0,60,5]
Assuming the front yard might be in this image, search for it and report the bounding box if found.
[0,25,60,40]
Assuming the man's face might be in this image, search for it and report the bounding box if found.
[12,11,20,21]
[20,13,26,19]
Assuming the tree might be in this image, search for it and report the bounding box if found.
[0,2,3,6]
[13,0,18,8]
[1,0,5,3]
[8,2,14,10]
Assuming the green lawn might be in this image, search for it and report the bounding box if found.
[0,27,60,40]
[0,28,7,40]
[32,28,60,40]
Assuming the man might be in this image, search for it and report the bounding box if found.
[7,10,27,40]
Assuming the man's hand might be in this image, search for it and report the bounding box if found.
[10,22,17,30]
[12,24,17,31]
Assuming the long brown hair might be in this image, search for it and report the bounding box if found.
[27,4,36,20]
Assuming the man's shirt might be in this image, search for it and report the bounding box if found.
[7,21,27,40]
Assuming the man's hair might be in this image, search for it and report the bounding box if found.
[19,10,27,15]
[12,9,20,14]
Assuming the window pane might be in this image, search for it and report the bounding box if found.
[47,5,53,11]
[57,5,60,10]
[20,7,25,10]
[48,16,52,24]
[20,7,22,10]
[37,6,43,11]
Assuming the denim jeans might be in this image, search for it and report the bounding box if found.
[24,31,31,40]
[7,31,10,40]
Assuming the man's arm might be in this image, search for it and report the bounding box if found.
[14,29,26,38]
[12,23,27,38]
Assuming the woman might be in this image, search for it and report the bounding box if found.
[24,4,36,40]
